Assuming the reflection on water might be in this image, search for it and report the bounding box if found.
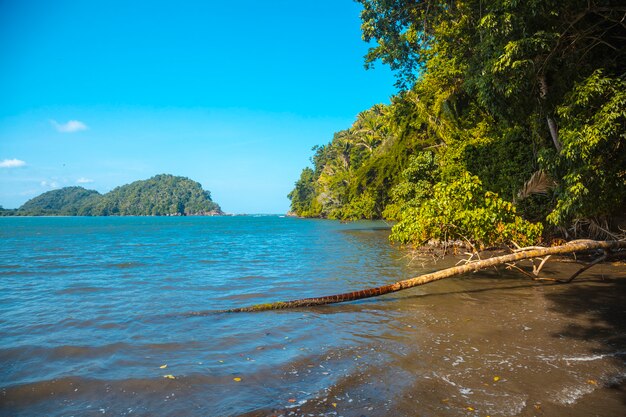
[0,216,625,416]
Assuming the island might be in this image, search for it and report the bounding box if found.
[0,174,222,216]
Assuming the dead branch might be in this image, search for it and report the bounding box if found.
[505,262,536,279]
[533,255,552,276]
[563,250,609,283]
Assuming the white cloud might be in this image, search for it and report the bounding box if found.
[40,180,59,189]
[0,158,26,168]
[76,177,94,184]
[51,119,88,133]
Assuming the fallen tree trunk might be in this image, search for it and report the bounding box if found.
[225,240,625,312]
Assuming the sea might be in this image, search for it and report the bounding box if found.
[1,216,625,416]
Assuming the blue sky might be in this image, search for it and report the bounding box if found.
[0,0,396,213]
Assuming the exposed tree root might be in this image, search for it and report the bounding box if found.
[225,240,626,312]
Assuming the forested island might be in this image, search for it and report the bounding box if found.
[0,174,222,216]
[288,0,625,249]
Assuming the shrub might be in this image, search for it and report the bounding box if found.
[390,173,543,248]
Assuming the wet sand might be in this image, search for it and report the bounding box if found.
[241,258,626,417]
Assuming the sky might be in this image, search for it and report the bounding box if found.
[0,0,396,213]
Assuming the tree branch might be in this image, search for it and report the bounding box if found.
[562,250,609,283]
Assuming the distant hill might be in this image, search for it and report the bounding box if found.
[9,174,222,216]
[17,187,101,216]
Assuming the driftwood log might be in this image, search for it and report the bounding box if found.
[224,240,625,313]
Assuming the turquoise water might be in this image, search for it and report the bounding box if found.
[2,216,625,416]
[0,216,417,415]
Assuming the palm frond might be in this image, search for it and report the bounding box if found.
[517,170,556,200]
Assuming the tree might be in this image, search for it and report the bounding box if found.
[547,70,626,228]
[355,0,626,237]
[288,167,318,216]
[288,1,625,242]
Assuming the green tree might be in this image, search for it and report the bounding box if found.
[547,70,626,226]
[288,167,319,216]
[288,0,625,244]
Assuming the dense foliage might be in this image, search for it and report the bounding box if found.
[289,0,625,247]
[390,171,543,248]
[11,174,222,216]
[16,187,101,216]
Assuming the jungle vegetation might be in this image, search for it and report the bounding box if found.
[5,174,222,216]
[289,0,626,248]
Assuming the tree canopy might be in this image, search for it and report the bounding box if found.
[289,0,625,247]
